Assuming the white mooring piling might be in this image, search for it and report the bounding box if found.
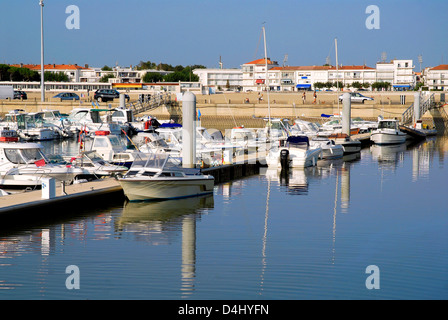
[414,92,421,124]
[119,93,126,108]
[182,91,197,168]
[342,92,352,136]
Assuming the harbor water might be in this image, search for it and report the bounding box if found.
[0,136,448,300]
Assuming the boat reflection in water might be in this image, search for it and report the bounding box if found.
[117,194,214,297]
[370,143,407,165]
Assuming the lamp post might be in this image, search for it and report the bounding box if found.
[40,0,45,102]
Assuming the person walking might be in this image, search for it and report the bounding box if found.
[313,90,317,104]
[302,91,306,104]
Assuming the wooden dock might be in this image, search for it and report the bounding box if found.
[0,178,123,217]
[0,158,264,217]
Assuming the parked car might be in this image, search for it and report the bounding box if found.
[339,92,374,103]
[53,92,80,101]
[94,89,130,103]
[14,90,27,100]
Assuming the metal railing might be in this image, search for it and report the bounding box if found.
[125,92,176,115]
[401,93,435,125]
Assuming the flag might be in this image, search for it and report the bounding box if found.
[34,159,46,167]
[197,109,201,121]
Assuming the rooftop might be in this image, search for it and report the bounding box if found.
[430,64,448,71]
[243,58,277,65]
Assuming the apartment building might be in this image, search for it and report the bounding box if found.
[425,64,448,91]
[375,59,415,90]
[193,68,243,91]
[241,58,279,91]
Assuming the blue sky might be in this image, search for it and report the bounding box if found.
[1,0,447,70]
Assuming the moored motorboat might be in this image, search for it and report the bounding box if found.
[0,141,89,188]
[266,136,322,168]
[117,153,215,201]
[327,133,361,154]
[370,119,407,145]
[310,137,344,160]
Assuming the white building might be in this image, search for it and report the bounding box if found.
[267,66,330,91]
[193,68,243,91]
[425,64,448,91]
[375,59,415,90]
[241,58,279,91]
[328,65,377,88]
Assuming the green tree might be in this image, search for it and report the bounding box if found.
[44,71,69,82]
[101,65,112,71]
[100,74,115,83]
[143,72,164,83]
[351,81,363,90]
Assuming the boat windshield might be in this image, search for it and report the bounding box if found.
[4,147,47,164]
[44,110,62,119]
[378,121,398,130]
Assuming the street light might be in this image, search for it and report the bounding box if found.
[40,0,45,102]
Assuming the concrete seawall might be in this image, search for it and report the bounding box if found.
[1,91,446,132]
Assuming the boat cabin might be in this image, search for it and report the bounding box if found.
[125,153,189,178]
[378,119,400,130]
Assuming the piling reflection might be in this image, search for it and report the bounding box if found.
[117,195,214,297]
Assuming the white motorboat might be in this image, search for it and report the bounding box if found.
[0,110,56,141]
[67,107,122,136]
[0,141,89,187]
[41,109,76,137]
[319,115,361,136]
[62,150,128,178]
[266,136,322,168]
[327,133,362,154]
[291,119,320,138]
[310,137,344,160]
[370,119,407,145]
[117,153,215,201]
[351,117,378,133]
[88,131,147,168]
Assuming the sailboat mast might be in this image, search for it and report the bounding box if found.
[263,26,271,125]
[335,37,340,114]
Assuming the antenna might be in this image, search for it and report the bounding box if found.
[219,56,223,69]
[326,56,331,66]
[381,52,387,63]
[283,54,288,67]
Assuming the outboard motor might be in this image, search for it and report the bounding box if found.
[280,149,290,170]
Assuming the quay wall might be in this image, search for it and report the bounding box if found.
[1,91,446,131]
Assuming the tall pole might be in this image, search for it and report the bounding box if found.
[263,26,271,130]
[40,0,45,102]
[335,38,340,114]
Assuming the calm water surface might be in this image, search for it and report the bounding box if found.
[0,137,448,300]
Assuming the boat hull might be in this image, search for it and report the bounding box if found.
[118,176,215,201]
[320,145,344,159]
[371,131,406,145]
[267,147,321,168]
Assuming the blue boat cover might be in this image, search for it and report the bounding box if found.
[287,136,309,145]
[321,114,332,118]
[159,123,182,128]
